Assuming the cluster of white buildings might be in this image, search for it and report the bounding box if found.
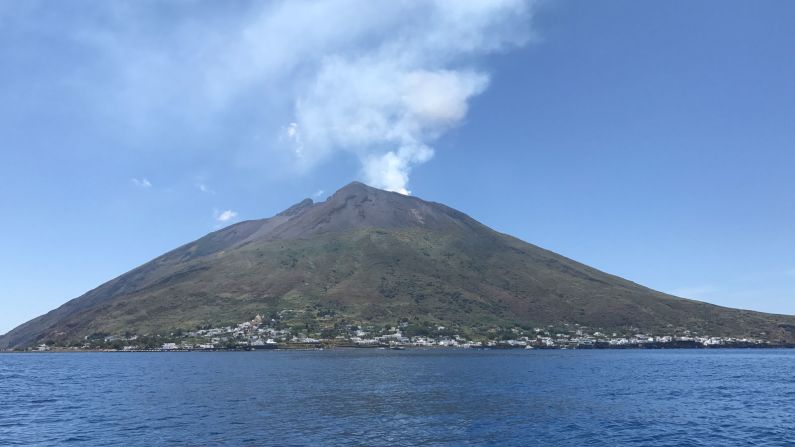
[75,314,772,351]
[349,330,483,348]
[531,331,766,348]
[157,315,287,350]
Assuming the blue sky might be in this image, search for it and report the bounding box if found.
[1,0,793,335]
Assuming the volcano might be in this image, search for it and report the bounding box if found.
[2,181,794,349]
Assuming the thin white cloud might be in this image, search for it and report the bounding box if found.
[215,209,238,223]
[313,189,325,199]
[131,178,152,188]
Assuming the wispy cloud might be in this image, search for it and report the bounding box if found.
[131,178,152,188]
[312,189,325,200]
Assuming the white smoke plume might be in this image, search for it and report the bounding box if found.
[280,2,533,194]
[293,66,489,194]
[26,0,534,194]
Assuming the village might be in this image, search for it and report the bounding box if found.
[29,311,775,352]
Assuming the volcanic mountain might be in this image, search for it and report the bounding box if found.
[2,181,794,348]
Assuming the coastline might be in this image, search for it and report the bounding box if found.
[4,342,794,353]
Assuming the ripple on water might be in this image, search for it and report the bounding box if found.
[0,350,794,446]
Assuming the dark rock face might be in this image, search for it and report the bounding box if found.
[2,182,794,349]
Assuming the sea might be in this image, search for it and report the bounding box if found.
[1,349,793,446]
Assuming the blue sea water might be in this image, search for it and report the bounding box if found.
[1,349,794,446]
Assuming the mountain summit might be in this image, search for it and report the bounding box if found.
[2,182,794,349]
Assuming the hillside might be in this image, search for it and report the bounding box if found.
[2,182,794,349]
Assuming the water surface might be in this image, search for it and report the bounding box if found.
[1,349,794,446]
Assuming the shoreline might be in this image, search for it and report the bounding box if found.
[3,343,794,353]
